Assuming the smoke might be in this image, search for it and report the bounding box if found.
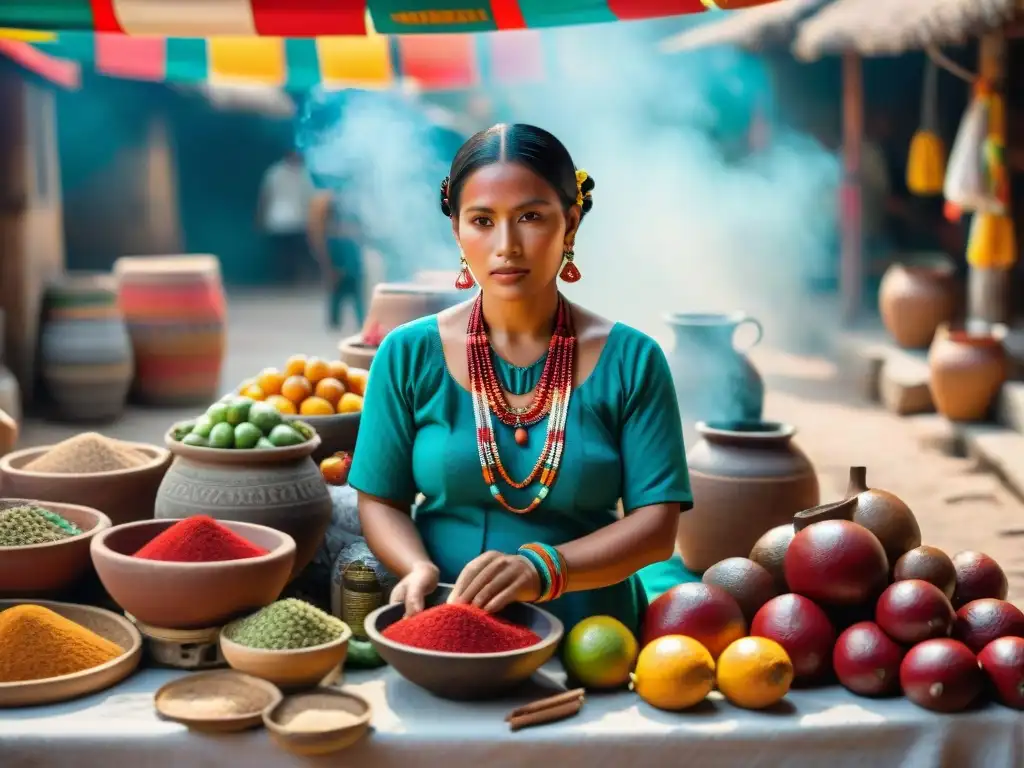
[296,21,841,345]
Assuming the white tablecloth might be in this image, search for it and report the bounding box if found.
[1,665,1022,768]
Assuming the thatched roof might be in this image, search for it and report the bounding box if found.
[660,0,826,53]
[793,0,1019,60]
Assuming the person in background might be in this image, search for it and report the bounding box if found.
[258,150,317,284]
[308,189,366,331]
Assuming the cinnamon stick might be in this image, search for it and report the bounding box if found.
[508,697,583,732]
[505,688,585,722]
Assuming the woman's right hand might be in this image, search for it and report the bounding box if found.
[390,561,439,617]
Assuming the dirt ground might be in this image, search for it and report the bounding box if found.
[16,290,1024,607]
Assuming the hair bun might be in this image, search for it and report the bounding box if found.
[439,177,452,217]
[579,173,595,216]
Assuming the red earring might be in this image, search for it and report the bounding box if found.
[455,254,476,290]
[559,248,581,283]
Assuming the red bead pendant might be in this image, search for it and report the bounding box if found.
[514,427,529,446]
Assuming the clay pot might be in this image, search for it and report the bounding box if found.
[663,313,765,447]
[928,325,1007,422]
[0,310,20,425]
[154,433,332,580]
[878,254,956,349]
[845,467,921,568]
[678,421,820,572]
[39,274,134,422]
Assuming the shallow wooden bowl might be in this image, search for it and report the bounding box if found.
[364,584,563,701]
[90,518,295,629]
[0,442,171,525]
[0,599,142,708]
[264,687,372,756]
[0,499,112,597]
[154,670,283,733]
[219,620,352,690]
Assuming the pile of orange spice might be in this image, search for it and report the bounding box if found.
[0,605,123,683]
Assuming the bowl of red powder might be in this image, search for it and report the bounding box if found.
[364,584,563,700]
[90,516,296,630]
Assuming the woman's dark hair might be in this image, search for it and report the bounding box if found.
[440,123,594,219]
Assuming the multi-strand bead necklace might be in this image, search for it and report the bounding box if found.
[466,293,575,514]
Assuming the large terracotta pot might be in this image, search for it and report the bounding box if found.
[664,312,765,449]
[928,326,1007,421]
[39,274,134,422]
[154,433,332,580]
[878,254,957,349]
[676,421,820,573]
[115,255,227,407]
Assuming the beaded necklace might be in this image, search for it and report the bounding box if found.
[466,293,575,514]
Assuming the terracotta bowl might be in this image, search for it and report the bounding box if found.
[0,442,171,526]
[0,499,112,597]
[0,599,142,708]
[337,335,376,370]
[220,620,352,689]
[364,584,563,700]
[90,519,296,630]
[283,413,359,464]
[263,688,372,756]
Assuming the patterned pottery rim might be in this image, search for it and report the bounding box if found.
[696,420,796,441]
[0,442,171,479]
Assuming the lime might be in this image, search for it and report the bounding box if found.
[234,422,263,450]
[209,422,235,449]
[247,402,283,435]
[563,616,639,690]
[192,415,214,439]
[256,437,275,449]
[182,432,210,448]
[206,402,229,424]
[226,397,254,426]
[171,420,196,441]
[267,424,305,447]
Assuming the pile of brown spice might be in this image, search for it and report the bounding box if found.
[23,433,148,474]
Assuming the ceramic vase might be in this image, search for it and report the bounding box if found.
[928,325,1007,422]
[878,254,957,349]
[39,274,133,422]
[664,312,765,448]
[676,420,820,572]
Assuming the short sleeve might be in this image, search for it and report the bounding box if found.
[347,332,417,505]
[619,338,692,513]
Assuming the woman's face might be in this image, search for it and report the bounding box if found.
[453,162,580,299]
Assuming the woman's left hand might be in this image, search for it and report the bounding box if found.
[448,551,542,613]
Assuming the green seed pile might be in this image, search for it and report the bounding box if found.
[0,505,82,547]
[226,599,347,650]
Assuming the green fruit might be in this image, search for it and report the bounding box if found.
[182,433,210,448]
[171,421,196,441]
[346,639,386,669]
[291,420,315,440]
[206,402,229,424]
[247,402,283,435]
[192,415,214,438]
[256,437,275,449]
[267,424,305,447]
[562,616,639,690]
[234,422,263,450]
[226,397,254,426]
[209,422,235,449]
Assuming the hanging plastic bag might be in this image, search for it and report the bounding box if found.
[906,58,946,196]
[944,84,990,212]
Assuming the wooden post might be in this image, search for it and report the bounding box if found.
[840,52,864,326]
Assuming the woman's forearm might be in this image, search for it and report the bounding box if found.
[557,504,679,593]
[358,493,435,578]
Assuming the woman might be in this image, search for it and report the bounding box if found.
[308,189,366,330]
[347,124,691,636]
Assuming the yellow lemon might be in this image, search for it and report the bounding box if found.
[629,635,715,711]
[563,616,639,690]
[716,636,794,710]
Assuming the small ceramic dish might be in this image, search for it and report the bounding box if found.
[154,670,283,733]
[220,620,353,689]
[0,600,142,708]
[263,687,372,756]
[0,499,112,597]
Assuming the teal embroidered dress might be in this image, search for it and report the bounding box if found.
[347,314,693,636]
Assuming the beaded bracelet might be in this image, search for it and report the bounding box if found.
[518,543,568,603]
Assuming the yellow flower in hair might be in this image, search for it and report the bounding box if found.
[575,169,591,207]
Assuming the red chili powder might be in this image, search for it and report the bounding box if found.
[382,603,541,653]
[133,516,269,562]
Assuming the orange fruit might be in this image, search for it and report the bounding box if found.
[346,368,368,397]
[265,394,297,415]
[629,635,715,711]
[256,368,286,396]
[328,360,349,384]
[337,392,363,414]
[281,375,313,405]
[284,355,307,377]
[320,454,352,486]
[236,377,255,395]
[716,636,794,710]
[299,396,335,416]
[304,357,331,385]
[240,383,265,401]
[314,377,346,406]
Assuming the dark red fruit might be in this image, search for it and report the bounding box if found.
[899,639,983,713]
[978,636,1024,709]
[951,551,1008,608]
[642,582,746,659]
[702,557,779,624]
[875,579,955,645]
[750,593,836,684]
[953,599,1024,653]
[833,621,905,697]
[784,520,889,606]
[893,545,957,599]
